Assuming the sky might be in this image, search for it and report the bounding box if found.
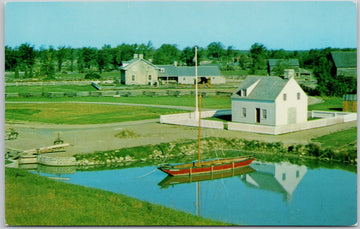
[4,1,358,50]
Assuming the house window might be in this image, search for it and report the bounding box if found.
[148,75,152,81]
[297,92,301,100]
[282,173,286,181]
[296,170,300,178]
[242,108,247,117]
[262,109,267,119]
[283,93,287,101]
[243,90,247,96]
[132,75,136,81]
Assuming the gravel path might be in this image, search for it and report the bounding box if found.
[5,98,355,157]
[5,118,356,158]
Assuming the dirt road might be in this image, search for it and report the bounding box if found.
[5,117,357,157]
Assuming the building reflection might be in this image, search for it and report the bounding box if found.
[241,161,307,201]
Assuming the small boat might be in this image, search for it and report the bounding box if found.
[158,162,256,187]
[158,47,255,177]
[158,156,255,176]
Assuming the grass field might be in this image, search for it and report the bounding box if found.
[5,95,232,109]
[5,103,185,124]
[308,97,343,111]
[5,168,228,226]
[5,85,97,93]
[312,127,357,148]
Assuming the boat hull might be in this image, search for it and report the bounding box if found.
[158,156,255,176]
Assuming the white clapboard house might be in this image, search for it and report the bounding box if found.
[231,76,308,126]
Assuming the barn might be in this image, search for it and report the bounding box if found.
[268,59,300,77]
[119,54,226,85]
[157,65,225,85]
[330,52,357,78]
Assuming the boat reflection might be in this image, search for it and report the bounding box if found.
[158,165,256,189]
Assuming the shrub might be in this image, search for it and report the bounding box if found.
[85,72,101,79]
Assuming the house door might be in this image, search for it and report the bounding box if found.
[288,107,297,124]
[256,108,261,123]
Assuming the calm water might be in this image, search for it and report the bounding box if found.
[33,161,357,226]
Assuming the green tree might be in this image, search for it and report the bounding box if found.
[249,43,268,70]
[39,46,56,79]
[5,46,19,71]
[207,42,224,59]
[66,47,76,72]
[14,67,20,79]
[180,46,198,66]
[56,46,67,72]
[115,44,136,65]
[18,43,36,69]
[153,44,180,65]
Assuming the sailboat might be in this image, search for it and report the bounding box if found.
[158,47,255,177]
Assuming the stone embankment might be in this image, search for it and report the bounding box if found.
[74,137,357,167]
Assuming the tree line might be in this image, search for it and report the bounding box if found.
[5,42,356,96]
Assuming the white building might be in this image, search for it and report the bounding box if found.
[231,76,308,126]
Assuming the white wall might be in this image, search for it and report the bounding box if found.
[275,78,308,125]
[160,110,357,135]
[232,99,276,125]
[125,61,159,85]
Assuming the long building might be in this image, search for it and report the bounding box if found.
[119,54,225,85]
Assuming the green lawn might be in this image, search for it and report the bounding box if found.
[5,168,228,226]
[6,85,97,93]
[6,95,232,109]
[308,97,343,111]
[5,103,185,124]
[311,127,357,148]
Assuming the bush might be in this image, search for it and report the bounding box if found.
[85,72,101,79]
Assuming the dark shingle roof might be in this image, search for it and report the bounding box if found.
[231,76,286,101]
[158,65,220,77]
[331,52,357,68]
[268,59,299,67]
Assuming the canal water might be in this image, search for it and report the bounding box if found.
[32,161,357,226]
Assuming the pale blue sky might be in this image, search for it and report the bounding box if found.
[5,1,358,50]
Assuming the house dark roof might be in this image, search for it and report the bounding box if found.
[331,52,357,68]
[158,65,220,77]
[268,59,299,67]
[231,76,287,101]
[119,58,161,70]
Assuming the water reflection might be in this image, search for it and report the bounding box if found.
[243,162,307,201]
[158,166,256,188]
[25,160,356,225]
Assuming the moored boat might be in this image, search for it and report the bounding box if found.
[158,156,255,177]
[157,47,255,177]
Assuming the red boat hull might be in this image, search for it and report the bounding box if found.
[158,157,255,176]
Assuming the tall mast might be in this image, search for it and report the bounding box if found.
[197,93,201,166]
[195,46,201,166]
[194,47,199,119]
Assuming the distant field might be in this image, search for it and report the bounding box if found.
[5,85,97,93]
[5,103,185,124]
[308,97,343,111]
[5,96,232,109]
